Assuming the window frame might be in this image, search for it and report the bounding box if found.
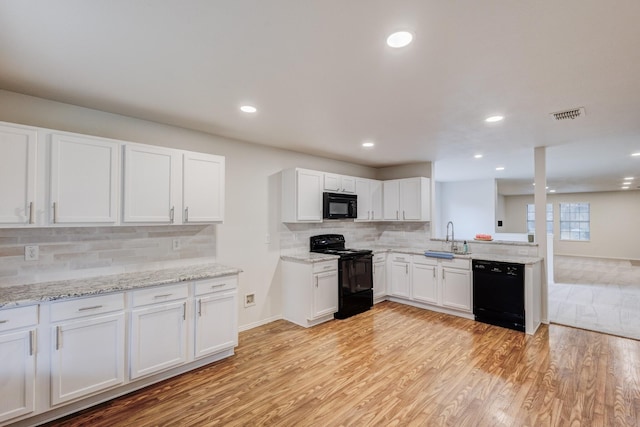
[559,202,590,241]
[526,203,553,235]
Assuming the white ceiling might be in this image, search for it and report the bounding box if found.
[1,1,639,194]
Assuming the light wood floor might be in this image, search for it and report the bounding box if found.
[46,302,640,426]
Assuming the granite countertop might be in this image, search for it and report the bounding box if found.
[282,247,542,265]
[0,263,242,309]
[280,251,340,264]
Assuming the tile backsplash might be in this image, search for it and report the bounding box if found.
[0,225,216,286]
[280,221,432,252]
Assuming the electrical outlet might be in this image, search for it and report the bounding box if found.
[265,233,271,244]
[25,245,39,261]
[172,239,181,251]
[244,293,256,307]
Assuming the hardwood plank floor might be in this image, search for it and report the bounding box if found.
[45,302,640,426]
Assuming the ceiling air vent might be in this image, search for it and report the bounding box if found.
[550,107,585,121]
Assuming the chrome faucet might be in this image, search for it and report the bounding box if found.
[445,221,457,253]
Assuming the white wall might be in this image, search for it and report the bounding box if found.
[503,191,640,260]
[435,179,496,240]
[0,90,378,330]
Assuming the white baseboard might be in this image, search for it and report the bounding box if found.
[239,315,283,332]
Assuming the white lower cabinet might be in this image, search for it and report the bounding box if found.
[411,260,438,304]
[49,295,125,406]
[372,253,387,302]
[282,259,338,327]
[194,277,238,359]
[441,264,472,311]
[130,284,189,379]
[389,254,411,298]
[387,253,472,315]
[0,305,38,424]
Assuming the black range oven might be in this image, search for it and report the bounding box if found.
[310,234,373,319]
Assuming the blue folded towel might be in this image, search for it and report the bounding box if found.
[424,251,454,259]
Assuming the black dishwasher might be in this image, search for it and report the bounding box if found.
[472,260,525,332]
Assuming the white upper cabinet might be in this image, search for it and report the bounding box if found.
[324,173,355,194]
[355,178,383,221]
[123,144,180,223]
[0,123,38,226]
[383,177,430,221]
[183,152,225,223]
[50,133,120,224]
[282,168,323,223]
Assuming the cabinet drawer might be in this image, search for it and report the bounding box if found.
[194,276,238,296]
[132,283,189,307]
[391,254,410,263]
[51,293,124,322]
[412,255,437,266]
[441,258,471,270]
[0,304,39,332]
[372,253,387,263]
[312,261,337,273]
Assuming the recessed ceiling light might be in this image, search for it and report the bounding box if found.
[624,177,634,180]
[549,189,556,193]
[495,166,505,171]
[632,152,640,157]
[362,142,375,148]
[622,186,630,190]
[474,154,483,159]
[485,115,504,123]
[240,105,257,113]
[386,31,413,48]
[623,181,631,185]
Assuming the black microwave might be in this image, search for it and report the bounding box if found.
[323,192,357,219]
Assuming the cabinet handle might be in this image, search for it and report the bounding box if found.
[405,264,408,274]
[433,268,436,279]
[403,211,406,220]
[170,206,175,224]
[154,293,173,299]
[315,276,319,287]
[211,283,226,289]
[52,202,58,223]
[28,201,34,224]
[184,207,189,222]
[29,330,36,356]
[442,270,445,280]
[0,320,7,324]
[56,326,62,350]
[78,305,103,312]
[183,302,187,320]
[396,210,399,220]
[198,299,202,317]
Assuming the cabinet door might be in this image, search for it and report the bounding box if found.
[390,261,410,298]
[0,329,36,423]
[442,268,472,312]
[399,178,422,220]
[383,180,400,220]
[50,134,119,224]
[130,301,188,379]
[370,180,383,220]
[312,271,338,318]
[323,173,341,192]
[51,313,125,405]
[373,261,386,300]
[355,178,371,220]
[340,176,356,193]
[412,263,438,304]
[194,291,237,359]
[0,124,37,225]
[183,152,225,223]
[123,144,179,223]
[297,169,323,221]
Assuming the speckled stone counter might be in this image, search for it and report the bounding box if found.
[282,247,542,265]
[280,251,340,264]
[0,263,242,309]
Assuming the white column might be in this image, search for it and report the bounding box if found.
[534,146,548,323]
